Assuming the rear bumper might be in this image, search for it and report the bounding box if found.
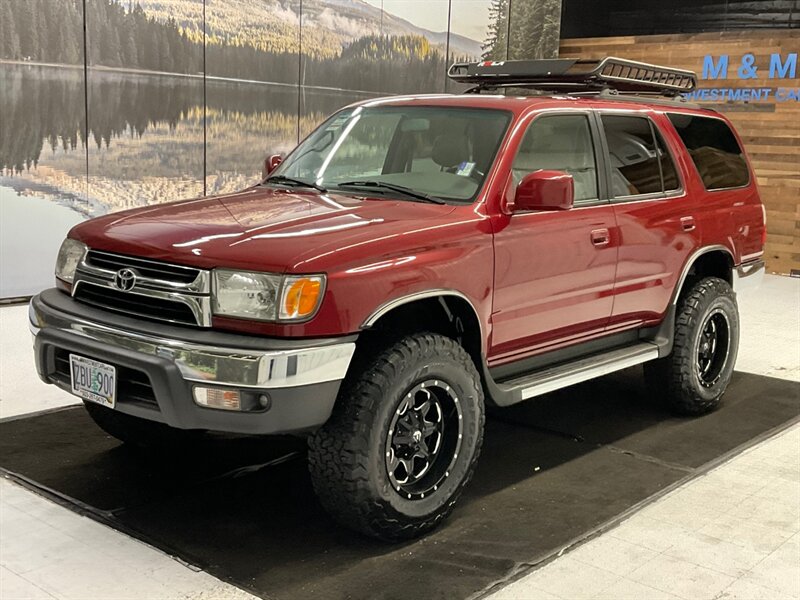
[29,289,356,435]
[732,258,765,297]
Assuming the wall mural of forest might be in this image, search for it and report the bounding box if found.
[0,0,562,297]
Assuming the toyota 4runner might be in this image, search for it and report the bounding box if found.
[29,58,766,540]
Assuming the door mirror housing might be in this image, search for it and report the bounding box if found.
[513,170,574,212]
[263,154,283,178]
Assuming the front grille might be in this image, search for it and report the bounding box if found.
[73,249,211,327]
[74,283,197,326]
[86,250,200,284]
[52,349,159,410]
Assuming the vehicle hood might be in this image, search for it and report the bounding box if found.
[70,186,458,273]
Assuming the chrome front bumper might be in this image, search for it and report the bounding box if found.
[29,299,355,390]
[29,289,356,434]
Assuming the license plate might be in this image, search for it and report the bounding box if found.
[69,354,116,408]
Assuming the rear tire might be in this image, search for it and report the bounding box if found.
[308,333,484,541]
[83,401,203,449]
[645,277,739,415]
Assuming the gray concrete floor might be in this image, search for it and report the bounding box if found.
[1,275,798,599]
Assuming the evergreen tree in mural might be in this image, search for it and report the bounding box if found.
[0,2,22,60]
[483,0,560,61]
[0,0,83,63]
[509,0,561,60]
[0,0,202,72]
[309,35,445,92]
[0,0,445,91]
[483,0,510,60]
[6,0,59,62]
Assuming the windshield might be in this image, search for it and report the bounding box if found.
[271,105,511,203]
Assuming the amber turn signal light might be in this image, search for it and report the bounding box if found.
[280,276,324,319]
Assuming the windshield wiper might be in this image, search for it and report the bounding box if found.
[335,180,446,204]
[263,175,327,193]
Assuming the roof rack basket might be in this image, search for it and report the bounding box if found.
[448,57,697,97]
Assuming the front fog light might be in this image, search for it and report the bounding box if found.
[54,238,87,284]
[194,387,241,411]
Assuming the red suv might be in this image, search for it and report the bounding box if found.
[30,58,765,540]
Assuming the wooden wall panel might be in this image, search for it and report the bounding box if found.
[560,31,799,274]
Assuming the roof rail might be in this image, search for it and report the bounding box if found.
[448,57,697,97]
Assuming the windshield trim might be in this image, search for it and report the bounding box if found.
[273,105,514,206]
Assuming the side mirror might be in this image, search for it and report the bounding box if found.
[513,170,574,212]
[263,154,283,178]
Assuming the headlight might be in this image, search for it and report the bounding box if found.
[213,270,282,321]
[212,270,325,322]
[55,238,87,283]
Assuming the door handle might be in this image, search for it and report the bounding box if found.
[590,228,610,247]
[681,216,696,232]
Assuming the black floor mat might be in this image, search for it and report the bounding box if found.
[1,370,798,600]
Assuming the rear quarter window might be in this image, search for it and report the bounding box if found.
[667,114,750,190]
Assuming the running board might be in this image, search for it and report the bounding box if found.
[496,342,660,403]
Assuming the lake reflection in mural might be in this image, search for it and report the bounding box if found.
[1,64,379,216]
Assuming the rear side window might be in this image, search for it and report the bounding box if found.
[601,115,680,198]
[667,114,749,190]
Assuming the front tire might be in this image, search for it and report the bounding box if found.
[308,333,484,541]
[645,276,740,415]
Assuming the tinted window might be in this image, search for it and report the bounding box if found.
[602,115,678,197]
[668,114,749,190]
[512,115,598,202]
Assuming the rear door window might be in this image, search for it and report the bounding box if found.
[667,114,749,190]
[601,115,680,198]
[511,114,599,202]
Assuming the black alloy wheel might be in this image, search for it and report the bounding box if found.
[385,380,463,500]
[696,308,731,389]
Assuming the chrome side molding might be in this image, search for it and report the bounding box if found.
[672,245,734,305]
[362,289,479,328]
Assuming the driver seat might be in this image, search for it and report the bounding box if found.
[432,133,472,170]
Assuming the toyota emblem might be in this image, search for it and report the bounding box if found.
[113,268,137,291]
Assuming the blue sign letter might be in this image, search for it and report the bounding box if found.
[769,53,797,79]
[703,55,729,80]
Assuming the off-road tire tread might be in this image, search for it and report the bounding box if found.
[646,276,737,416]
[307,333,484,541]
